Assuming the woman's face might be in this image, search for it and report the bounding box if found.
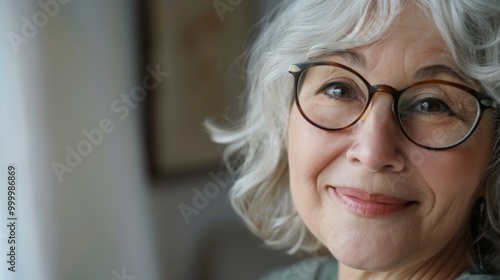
[288,4,493,273]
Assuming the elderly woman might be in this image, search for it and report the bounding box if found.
[210,0,500,278]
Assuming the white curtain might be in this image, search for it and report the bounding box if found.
[1,1,159,279]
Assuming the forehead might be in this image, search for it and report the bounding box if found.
[367,3,451,63]
[349,3,464,85]
[372,5,446,52]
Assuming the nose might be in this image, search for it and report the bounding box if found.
[346,93,406,173]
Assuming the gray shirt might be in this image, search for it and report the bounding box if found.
[260,259,500,280]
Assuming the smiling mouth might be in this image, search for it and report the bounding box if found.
[330,187,417,218]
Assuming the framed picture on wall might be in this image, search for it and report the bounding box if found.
[144,0,263,179]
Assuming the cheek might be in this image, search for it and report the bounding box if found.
[432,117,492,196]
[287,106,347,231]
[417,154,480,223]
[288,106,348,178]
[415,118,493,232]
[288,108,318,202]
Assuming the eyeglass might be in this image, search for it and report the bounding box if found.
[289,61,497,150]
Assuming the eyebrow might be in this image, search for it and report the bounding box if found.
[414,64,471,84]
[314,50,367,68]
[337,50,367,68]
[314,51,476,87]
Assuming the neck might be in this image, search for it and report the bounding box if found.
[338,234,474,280]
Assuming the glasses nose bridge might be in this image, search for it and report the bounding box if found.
[363,84,401,122]
[370,84,400,98]
[366,84,401,108]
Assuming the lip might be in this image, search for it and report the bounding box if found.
[330,187,415,218]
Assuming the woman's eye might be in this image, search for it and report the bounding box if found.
[321,83,356,99]
[412,98,450,113]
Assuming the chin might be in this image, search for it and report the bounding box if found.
[335,252,403,272]
[324,234,410,272]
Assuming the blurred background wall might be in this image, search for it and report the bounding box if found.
[0,1,298,280]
